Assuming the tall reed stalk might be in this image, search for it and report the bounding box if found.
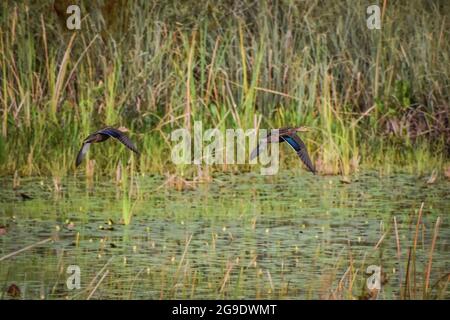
[0,1,448,177]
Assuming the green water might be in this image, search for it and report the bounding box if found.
[0,171,449,299]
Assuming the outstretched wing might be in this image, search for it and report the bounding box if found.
[250,139,268,160]
[250,129,282,160]
[97,128,140,155]
[281,133,316,174]
[75,143,91,167]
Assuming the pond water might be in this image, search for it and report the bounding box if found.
[0,171,449,299]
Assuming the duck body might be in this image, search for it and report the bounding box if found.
[251,127,316,174]
[76,127,139,167]
[84,132,111,144]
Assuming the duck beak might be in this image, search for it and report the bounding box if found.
[298,126,310,132]
[118,126,130,133]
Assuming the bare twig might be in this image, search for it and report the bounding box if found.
[0,237,52,262]
[374,231,388,250]
[172,234,193,288]
[424,217,441,298]
[86,256,115,292]
[393,217,403,293]
[87,269,109,300]
[219,261,234,293]
[412,202,424,298]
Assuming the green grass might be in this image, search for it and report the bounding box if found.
[0,0,449,178]
[0,173,448,299]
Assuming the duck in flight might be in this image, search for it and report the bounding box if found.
[76,127,140,167]
[250,127,316,174]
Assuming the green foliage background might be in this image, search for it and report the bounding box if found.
[0,0,449,176]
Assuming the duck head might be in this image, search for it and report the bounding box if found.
[294,126,310,132]
[117,126,130,133]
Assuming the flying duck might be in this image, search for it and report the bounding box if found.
[76,127,139,167]
[250,127,315,174]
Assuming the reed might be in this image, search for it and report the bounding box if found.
[120,158,138,225]
[0,0,448,178]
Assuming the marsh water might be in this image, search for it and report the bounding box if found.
[0,171,449,299]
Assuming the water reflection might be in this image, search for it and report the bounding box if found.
[0,171,448,299]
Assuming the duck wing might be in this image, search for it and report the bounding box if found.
[250,139,268,160]
[250,129,286,160]
[281,133,316,174]
[75,142,91,167]
[97,128,140,154]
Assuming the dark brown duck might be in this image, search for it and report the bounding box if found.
[76,127,140,167]
[250,127,315,174]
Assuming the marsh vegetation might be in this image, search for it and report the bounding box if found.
[0,1,449,300]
